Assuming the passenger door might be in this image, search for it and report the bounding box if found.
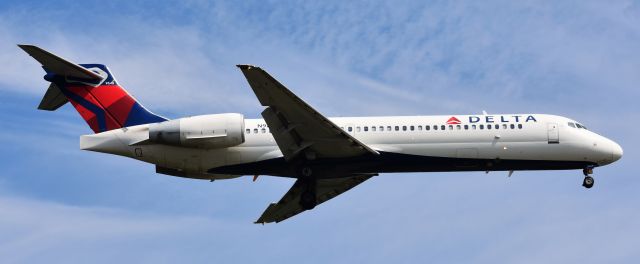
[547,123,559,144]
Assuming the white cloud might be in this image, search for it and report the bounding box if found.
[0,194,222,263]
[3,1,638,119]
[1,168,639,264]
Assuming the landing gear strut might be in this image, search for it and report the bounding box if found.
[582,167,594,189]
[298,166,317,210]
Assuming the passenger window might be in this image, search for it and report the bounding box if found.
[379,126,384,131]
[261,128,266,133]
[502,124,507,129]
[487,125,492,130]
[568,122,575,128]
[356,126,361,132]
[464,125,469,130]
[395,126,400,131]
[348,127,353,132]
[494,124,498,129]
[364,126,368,132]
[441,125,446,130]
[246,129,250,134]
[418,125,422,131]
[510,124,515,129]
[410,126,414,131]
[447,125,452,130]
[387,126,392,131]
[517,124,523,129]
[480,125,484,129]
[456,125,461,130]
[254,128,258,133]
[434,125,438,131]
[472,125,477,130]
[426,125,430,131]
[372,126,376,132]
[402,126,407,131]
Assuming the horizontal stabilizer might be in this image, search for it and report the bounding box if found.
[38,83,68,111]
[18,44,104,82]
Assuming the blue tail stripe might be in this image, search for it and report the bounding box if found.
[57,85,108,132]
[124,102,167,127]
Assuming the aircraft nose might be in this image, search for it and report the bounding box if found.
[611,141,623,162]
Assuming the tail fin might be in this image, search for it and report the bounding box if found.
[19,45,167,133]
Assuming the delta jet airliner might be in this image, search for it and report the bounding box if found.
[19,45,623,223]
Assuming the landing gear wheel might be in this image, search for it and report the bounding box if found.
[300,190,317,210]
[582,176,594,189]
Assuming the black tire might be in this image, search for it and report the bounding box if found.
[583,176,594,189]
[300,190,317,210]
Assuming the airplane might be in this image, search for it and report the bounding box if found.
[19,45,623,224]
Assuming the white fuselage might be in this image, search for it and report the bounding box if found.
[80,114,622,180]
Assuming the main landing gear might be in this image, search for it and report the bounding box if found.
[582,167,594,189]
[298,166,317,210]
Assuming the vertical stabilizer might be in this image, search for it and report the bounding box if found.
[19,44,167,133]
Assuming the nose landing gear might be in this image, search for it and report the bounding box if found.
[582,167,594,189]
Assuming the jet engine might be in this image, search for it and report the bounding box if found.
[148,113,245,149]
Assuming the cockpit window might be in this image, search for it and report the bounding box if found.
[569,122,588,130]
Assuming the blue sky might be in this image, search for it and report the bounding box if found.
[0,0,639,263]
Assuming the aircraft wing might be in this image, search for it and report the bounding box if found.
[236,65,379,161]
[255,174,375,224]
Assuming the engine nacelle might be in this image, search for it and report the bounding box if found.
[149,113,245,149]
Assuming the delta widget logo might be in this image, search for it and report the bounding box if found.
[446,117,461,124]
